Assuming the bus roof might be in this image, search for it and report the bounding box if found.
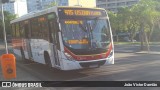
[10,6,106,24]
[58,6,105,10]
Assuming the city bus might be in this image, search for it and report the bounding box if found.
[10,6,114,70]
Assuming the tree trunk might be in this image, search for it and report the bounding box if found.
[148,24,154,42]
[140,24,144,50]
[116,35,119,42]
[144,32,150,51]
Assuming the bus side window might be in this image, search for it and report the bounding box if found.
[11,24,16,37]
[20,22,25,38]
[31,18,38,38]
[28,20,32,38]
[38,16,49,40]
[15,23,20,38]
[24,21,29,39]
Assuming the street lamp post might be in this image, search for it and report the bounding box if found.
[0,0,15,54]
[1,3,8,54]
[0,0,17,80]
[16,0,18,17]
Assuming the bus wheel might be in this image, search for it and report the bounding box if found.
[44,51,52,67]
[20,47,26,60]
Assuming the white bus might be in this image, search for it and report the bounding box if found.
[10,6,114,70]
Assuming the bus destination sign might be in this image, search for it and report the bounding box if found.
[58,8,107,19]
[64,10,101,16]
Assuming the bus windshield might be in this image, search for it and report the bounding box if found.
[60,18,111,55]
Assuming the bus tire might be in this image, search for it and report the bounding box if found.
[44,51,52,67]
[20,47,26,60]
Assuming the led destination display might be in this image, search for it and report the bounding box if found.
[58,7,107,19]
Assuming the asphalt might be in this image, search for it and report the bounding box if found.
[1,42,160,90]
[0,42,41,81]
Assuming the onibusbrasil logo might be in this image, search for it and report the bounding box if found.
[1,82,42,87]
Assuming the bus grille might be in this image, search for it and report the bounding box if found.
[79,60,106,68]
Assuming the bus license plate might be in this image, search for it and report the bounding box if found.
[89,64,98,68]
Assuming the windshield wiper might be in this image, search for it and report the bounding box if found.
[78,22,87,32]
[91,17,99,32]
[70,17,88,32]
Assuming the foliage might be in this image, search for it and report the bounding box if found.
[0,11,16,39]
[45,2,57,9]
[108,0,160,50]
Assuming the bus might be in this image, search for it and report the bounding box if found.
[10,6,114,70]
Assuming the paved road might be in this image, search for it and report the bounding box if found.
[1,42,160,90]
[0,43,41,81]
[12,44,160,81]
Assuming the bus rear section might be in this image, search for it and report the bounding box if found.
[58,7,114,70]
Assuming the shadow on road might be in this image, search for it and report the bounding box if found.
[73,53,160,81]
[115,44,160,54]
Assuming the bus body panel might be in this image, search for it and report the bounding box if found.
[30,39,47,64]
[60,51,114,70]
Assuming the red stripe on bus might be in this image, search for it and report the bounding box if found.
[64,43,112,61]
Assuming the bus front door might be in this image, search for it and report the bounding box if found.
[48,20,60,67]
[24,22,33,60]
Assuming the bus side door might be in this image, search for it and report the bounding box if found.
[48,14,60,67]
[24,21,33,60]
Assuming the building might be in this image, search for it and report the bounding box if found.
[3,0,28,17]
[27,0,55,13]
[3,3,15,14]
[96,0,140,12]
[27,0,96,13]
[68,0,96,7]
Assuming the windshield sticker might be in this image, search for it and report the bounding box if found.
[67,39,89,44]
[65,20,83,24]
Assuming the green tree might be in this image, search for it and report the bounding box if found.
[132,0,160,50]
[108,0,160,51]
[109,7,139,42]
[45,2,57,9]
[0,11,16,39]
[108,11,118,34]
[108,11,121,41]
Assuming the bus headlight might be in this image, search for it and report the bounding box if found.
[64,52,74,61]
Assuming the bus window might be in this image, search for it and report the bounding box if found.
[24,21,29,39]
[20,22,25,38]
[47,13,56,20]
[31,18,39,38]
[38,16,49,40]
[11,24,16,37]
[15,23,20,38]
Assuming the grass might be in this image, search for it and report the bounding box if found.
[114,42,140,45]
[114,42,160,45]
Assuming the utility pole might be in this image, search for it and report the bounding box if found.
[16,0,19,17]
[0,0,17,80]
[0,0,9,54]
[0,0,15,54]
